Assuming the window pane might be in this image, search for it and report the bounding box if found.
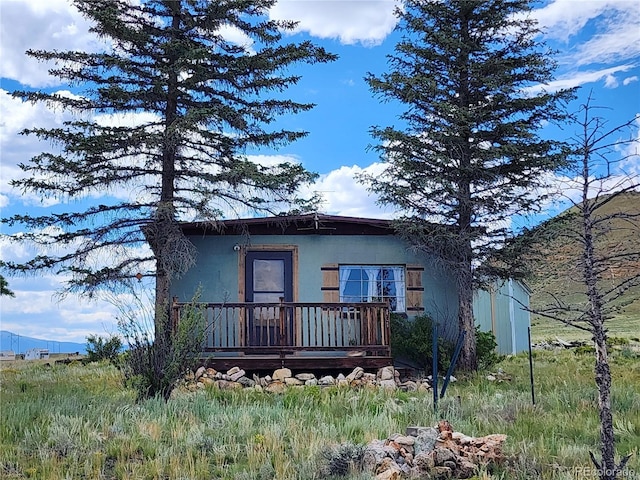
[338,265,406,312]
[253,259,284,292]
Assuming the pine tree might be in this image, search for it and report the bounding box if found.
[0,274,14,297]
[363,0,574,369]
[3,0,336,333]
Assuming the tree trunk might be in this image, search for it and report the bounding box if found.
[457,258,477,371]
[581,174,617,479]
[592,323,616,480]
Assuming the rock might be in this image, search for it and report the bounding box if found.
[295,373,315,381]
[336,373,346,381]
[305,378,318,386]
[434,447,457,466]
[200,376,216,386]
[413,427,439,455]
[486,374,496,381]
[237,376,255,388]
[346,366,364,382]
[400,381,417,392]
[272,368,292,381]
[376,469,401,480]
[391,435,415,447]
[318,375,335,386]
[265,381,286,393]
[229,369,246,382]
[362,440,388,472]
[457,459,478,478]
[432,465,452,478]
[375,457,401,478]
[284,377,303,386]
[227,366,240,376]
[206,367,217,377]
[363,373,377,383]
[413,452,435,471]
[194,366,206,380]
[443,460,457,470]
[378,366,395,381]
[215,380,242,390]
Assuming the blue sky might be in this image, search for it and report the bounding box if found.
[0,0,639,346]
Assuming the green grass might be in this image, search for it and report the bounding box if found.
[1,352,639,479]
[531,308,640,345]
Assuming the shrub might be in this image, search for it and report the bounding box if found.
[119,292,206,401]
[606,336,629,347]
[85,334,122,364]
[475,326,502,369]
[390,314,454,372]
[391,314,502,372]
[320,443,365,477]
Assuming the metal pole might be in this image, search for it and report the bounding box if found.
[528,326,535,405]
[440,330,466,399]
[432,322,438,411]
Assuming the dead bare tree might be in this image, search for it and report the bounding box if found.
[531,96,638,480]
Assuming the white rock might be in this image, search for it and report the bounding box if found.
[284,377,303,386]
[379,366,395,381]
[229,369,246,382]
[273,368,292,381]
[346,366,364,382]
[318,375,335,385]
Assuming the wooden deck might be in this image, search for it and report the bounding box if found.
[172,299,392,371]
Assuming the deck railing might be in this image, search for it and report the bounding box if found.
[172,299,391,356]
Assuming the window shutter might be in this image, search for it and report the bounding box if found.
[321,263,339,302]
[406,264,424,312]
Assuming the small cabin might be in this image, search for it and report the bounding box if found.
[25,348,50,360]
[171,214,530,370]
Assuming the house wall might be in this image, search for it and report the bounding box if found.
[473,280,531,355]
[172,234,459,330]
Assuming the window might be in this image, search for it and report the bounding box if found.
[339,266,406,312]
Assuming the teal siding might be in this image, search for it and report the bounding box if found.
[171,232,530,352]
[473,280,531,354]
[172,234,458,332]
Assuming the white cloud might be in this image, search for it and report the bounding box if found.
[604,74,619,89]
[0,0,106,87]
[217,24,256,54]
[534,1,640,69]
[535,1,637,40]
[0,89,79,206]
[310,163,393,218]
[526,64,635,93]
[269,0,399,46]
[0,280,121,344]
[623,76,639,86]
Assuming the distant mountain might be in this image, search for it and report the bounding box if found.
[525,191,640,337]
[0,330,86,355]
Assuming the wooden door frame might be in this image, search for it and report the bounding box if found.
[237,245,299,347]
[237,245,299,303]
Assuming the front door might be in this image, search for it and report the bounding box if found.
[245,251,293,346]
